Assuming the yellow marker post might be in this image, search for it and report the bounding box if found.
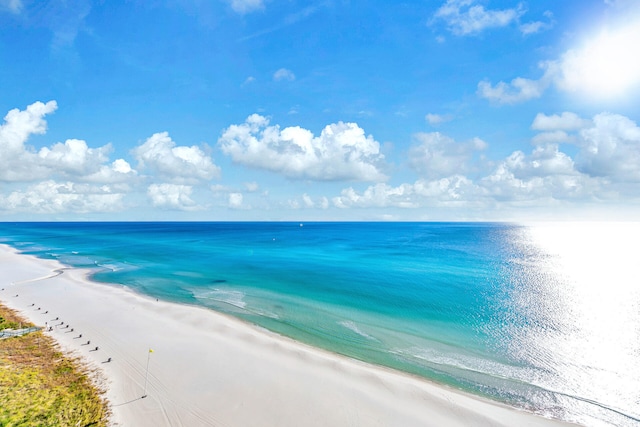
[142,348,153,398]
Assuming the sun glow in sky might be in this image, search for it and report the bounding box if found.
[0,0,639,221]
[559,24,640,98]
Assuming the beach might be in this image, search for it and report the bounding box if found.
[0,243,573,427]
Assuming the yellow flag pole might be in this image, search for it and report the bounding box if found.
[142,348,153,398]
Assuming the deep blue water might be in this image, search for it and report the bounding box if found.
[0,222,638,426]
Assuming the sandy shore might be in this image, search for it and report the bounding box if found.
[0,244,575,427]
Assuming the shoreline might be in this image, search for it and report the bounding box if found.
[0,243,576,427]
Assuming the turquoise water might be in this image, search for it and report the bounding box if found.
[0,222,638,426]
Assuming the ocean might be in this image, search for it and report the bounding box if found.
[0,222,638,426]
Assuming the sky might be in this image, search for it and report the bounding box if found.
[1,0,639,221]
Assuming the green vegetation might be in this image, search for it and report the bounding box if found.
[0,303,110,427]
[0,314,21,331]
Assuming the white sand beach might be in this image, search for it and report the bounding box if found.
[0,244,575,427]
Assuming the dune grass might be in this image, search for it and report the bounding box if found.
[0,303,110,427]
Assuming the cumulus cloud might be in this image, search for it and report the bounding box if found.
[474,113,640,201]
[302,193,314,207]
[0,100,57,155]
[530,131,575,146]
[0,101,137,185]
[480,146,594,202]
[477,76,549,104]
[84,159,137,184]
[333,111,640,212]
[531,112,591,131]
[273,68,295,82]
[408,132,486,179]
[132,132,220,183]
[147,183,197,210]
[425,113,453,125]
[333,183,418,209]
[333,176,479,209]
[575,113,640,182]
[299,193,329,209]
[0,181,126,213]
[218,114,387,182]
[229,0,264,14]
[228,192,244,209]
[38,139,110,175]
[433,0,525,36]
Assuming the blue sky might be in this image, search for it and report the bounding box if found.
[1,0,639,221]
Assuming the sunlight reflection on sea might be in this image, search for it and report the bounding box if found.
[510,222,640,426]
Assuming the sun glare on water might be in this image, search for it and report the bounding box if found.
[522,222,640,425]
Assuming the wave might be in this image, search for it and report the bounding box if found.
[338,320,378,341]
[392,346,640,426]
[191,288,282,320]
[95,262,137,273]
[193,288,247,309]
[391,346,539,385]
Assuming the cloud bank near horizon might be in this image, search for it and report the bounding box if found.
[1,101,639,219]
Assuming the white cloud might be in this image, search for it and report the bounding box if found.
[332,111,640,212]
[519,21,544,35]
[147,183,197,210]
[0,180,125,213]
[245,181,259,192]
[299,193,329,209]
[575,113,640,182]
[333,183,418,209]
[210,184,230,193]
[132,132,220,183]
[37,139,110,175]
[519,10,554,35]
[413,176,478,203]
[531,112,591,131]
[0,100,57,156]
[501,145,576,179]
[477,76,549,104]
[0,0,22,14]
[425,113,453,125]
[433,0,525,36]
[479,20,640,103]
[273,68,296,82]
[242,76,256,86]
[0,101,140,185]
[302,193,314,208]
[218,114,387,182]
[84,159,138,184]
[333,176,479,209]
[408,132,486,179]
[531,131,574,146]
[480,148,593,202]
[229,0,264,14]
[228,192,244,209]
[480,112,640,201]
